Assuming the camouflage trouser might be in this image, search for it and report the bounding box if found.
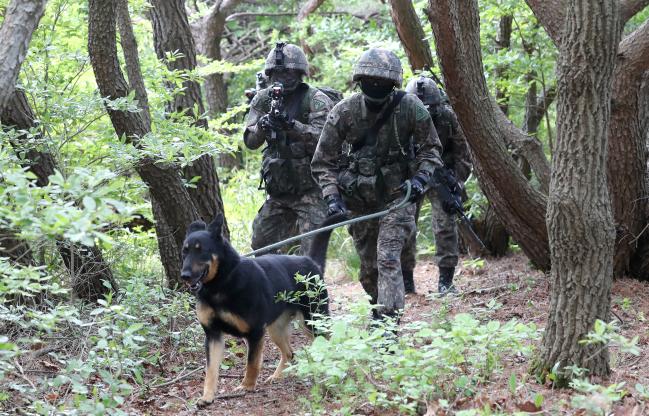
[251,190,327,255]
[348,201,416,315]
[402,188,459,271]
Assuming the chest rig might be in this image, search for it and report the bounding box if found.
[337,92,416,211]
[260,84,318,197]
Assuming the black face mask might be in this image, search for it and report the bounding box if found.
[359,79,394,100]
[270,69,302,93]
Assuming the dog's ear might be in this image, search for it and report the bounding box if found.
[186,221,207,237]
[207,213,224,238]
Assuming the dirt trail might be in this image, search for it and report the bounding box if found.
[131,254,649,415]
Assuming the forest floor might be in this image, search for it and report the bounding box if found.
[18,254,647,415]
[118,253,649,415]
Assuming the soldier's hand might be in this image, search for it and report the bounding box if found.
[404,172,429,202]
[325,194,347,217]
[269,113,294,131]
[258,114,272,131]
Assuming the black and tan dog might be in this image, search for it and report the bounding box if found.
[180,212,344,407]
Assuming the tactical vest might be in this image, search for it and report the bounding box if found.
[261,85,319,197]
[337,94,417,211]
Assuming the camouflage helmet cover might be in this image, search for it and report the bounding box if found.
[264,42,309,76]
[405,76,441,107]
[352,48,403,86]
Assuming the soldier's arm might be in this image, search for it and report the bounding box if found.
[448,108,472,181]
[311,104,346,198]
[287,90,334,154]
[411,98,443,177]
[243,92,268,150]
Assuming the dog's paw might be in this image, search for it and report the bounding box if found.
[196,398,214,408]
[234,382,256,392]
[264,374,282,384]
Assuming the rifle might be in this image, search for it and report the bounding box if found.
[431,166,486,252]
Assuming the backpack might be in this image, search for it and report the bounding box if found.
[315,86,344,105]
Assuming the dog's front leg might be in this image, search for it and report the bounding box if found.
[198,332,224,407]
[236,330,265,391]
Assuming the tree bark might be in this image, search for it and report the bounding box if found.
[608,20,649,278]
[526,0,649,279]
[427,0,550,270]
[536,0,620,380]
[1,89,118,301]
[116,0,181,286]
[388,0,434,71]
[298,0,327,21]
[0,0,47,108]
[494,14,513,115]
[193,0,244,169]
[149,0,230,240]
[116,0,151,130]
[88,0,201,277]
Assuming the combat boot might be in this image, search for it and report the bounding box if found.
[438,266,457,296]
[402,269,416,294]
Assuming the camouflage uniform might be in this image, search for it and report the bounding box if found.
[244,43,334,254]
[311,49,443,316]
[401,76,472,293]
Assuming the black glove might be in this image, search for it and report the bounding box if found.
[441,197,458,214]
[433,168,462,214]
[325,194,347,217]
[404,172,429,202]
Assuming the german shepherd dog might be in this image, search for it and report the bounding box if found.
[180,212,344,407]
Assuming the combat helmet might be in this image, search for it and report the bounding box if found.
[405,76,442,107]
[264,42,309,76]
[352,48,403,87]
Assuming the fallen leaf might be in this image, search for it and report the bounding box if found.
[517,401,541,412]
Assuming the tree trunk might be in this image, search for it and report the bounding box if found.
[193,0,244,169]
[1,89,118,300]
[427,0,550,270]
[149,0,230,240]
[472,205,510,257]
[535,0,620,380]
[607,20,649,278]
[88,0,202,275]
[494,14,513,115]
[629,70,649,281]
[0,0,47,108]
[526,0,649,281]
[388,0,434,71]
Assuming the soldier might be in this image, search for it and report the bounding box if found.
[401,76,472,295]
[243,43,334,254]
[311,49,443,319]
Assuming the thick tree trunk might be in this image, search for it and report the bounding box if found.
[1,89,118,300]
[607,21,649,278]
[149,0,230,239]
[527,0,649,281]
[535,0,620,380]
[0,0,47,108]
[88,0,201,273]
[427,0,550,270]
[630,70,649,280]
[388,0,434,71]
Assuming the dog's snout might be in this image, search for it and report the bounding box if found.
[180,270,193,280]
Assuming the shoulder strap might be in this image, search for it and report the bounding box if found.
[353,91,406,152]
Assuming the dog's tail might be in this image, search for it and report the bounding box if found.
[307,212,347,275]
